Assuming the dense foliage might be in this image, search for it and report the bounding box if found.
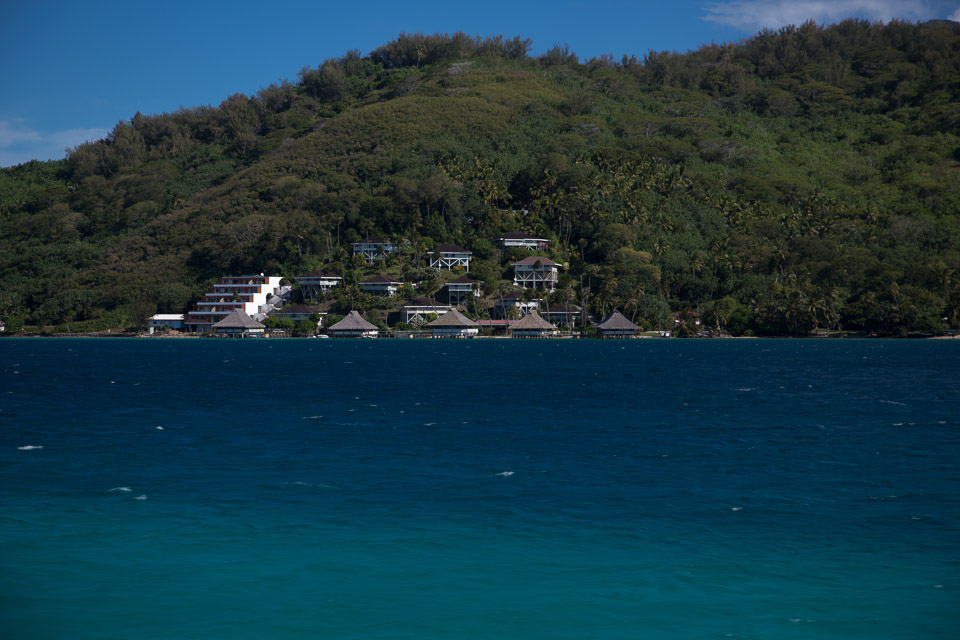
[2,21,959,335]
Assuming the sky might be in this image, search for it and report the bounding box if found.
[1,0,958,167]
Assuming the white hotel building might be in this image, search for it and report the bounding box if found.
[185,275,283,333]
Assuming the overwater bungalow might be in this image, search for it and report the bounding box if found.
[212,309,266,338]
[426,309,479,338]
[596,311,640,338]
[508,310,559,338]
[328,311,378,338]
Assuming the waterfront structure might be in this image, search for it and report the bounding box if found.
[442,276,483,305]
[185,275,283,333]
[596,310,640,338]
[540,304,581,329]
[328,311,378,338]
[295,270,342,298]
[512,256,560,290]
[351,237,395,262]
[361,275,403,297]
[497,232,549,251]
[212,309,266,338]
[148,314,185,333]
[491,290,541,319]
[508,310,559,338]
[401,298,451,325]
[426,244,472,271]
[426,309,479,338]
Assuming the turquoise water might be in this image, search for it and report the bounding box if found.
[1,338,958,639]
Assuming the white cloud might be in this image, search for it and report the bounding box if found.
[0,120,108,168]
[702,0,936,32]
[950,7,960,20]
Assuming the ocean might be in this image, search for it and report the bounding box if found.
[1,338,958,639]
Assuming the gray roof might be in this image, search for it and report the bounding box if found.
[428,243,471,254]
[499,231,548,240]
[296,269,341,279]
[213,309,265,329]
[274,304,322,315]
[542,304,580,314]
[512,255,560,266]
[426,309,478,328]
[596,310,639,331]
[329,311,377,332]
[445,275,477,285]
[509,310,557,331]
[362,274,402,284]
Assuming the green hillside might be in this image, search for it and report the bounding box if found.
[2,22,959,336]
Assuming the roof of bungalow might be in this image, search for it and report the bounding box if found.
[427,243,471,254]
[274,304,322,315]
[596,310,640,331]
[404,297,449,308]
[296,269,342,279]
[329,311,377,332]
[426,309,478,328]
[444,275,478,285]
[509,310,557,331]
[511,255,560,266]
[498,231,549,240]
[362,274,403,284]
[213,309,264,329]
[541,304,580,314]
[495,290,537,301]
[351,236,389,244]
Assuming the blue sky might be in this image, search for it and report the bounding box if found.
[2,0,958,167]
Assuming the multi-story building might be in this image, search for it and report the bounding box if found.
[512,256,560,290]
[361,275,403,297]
[295,270,342,299]
[442,276,483,306]
[490,290,541,319]
[427,244,472,271]
[497,232,550,251]
[185,274,283,333]
[351,237,396,262]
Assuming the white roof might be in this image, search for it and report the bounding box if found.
[150,314,185,321]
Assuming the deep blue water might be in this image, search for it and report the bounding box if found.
[1,338,958,639]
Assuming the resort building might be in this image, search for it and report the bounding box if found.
[512,256,560,291]
[361,275,403,297]
[401,298,452,325]
[491,290,541,319]
[426,309,479,338]
[148,314,185,333]
[442,276,483,306]
[351,237,396,262]
[540,304,581,329]
[596,311,641,338]
[508,310,559,338]
[497,232,550,251]
[212,309,266,338]
[328,311,378,338]
[296,270,342,298]
[426,244,472,271]
[185,274,283,333]
[271,304,325,325]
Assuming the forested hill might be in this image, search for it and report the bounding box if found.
[1,20,959,336]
